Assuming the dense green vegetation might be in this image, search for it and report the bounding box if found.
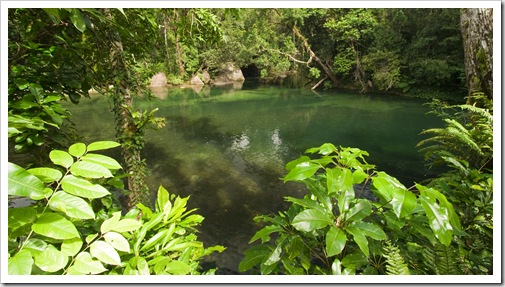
[7,8,493,277]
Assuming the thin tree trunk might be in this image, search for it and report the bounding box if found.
[460,8,493,99]
[105,10,150,209]
[292,26,340,87]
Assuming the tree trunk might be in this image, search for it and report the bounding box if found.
[292,26,340,87]
[460,8,493,99]
[105,10,150,209]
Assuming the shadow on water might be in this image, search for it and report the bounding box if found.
[143,115,295,273]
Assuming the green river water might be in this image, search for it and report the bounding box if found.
[66,82,442,273]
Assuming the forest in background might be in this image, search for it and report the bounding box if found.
[6,7,494,278]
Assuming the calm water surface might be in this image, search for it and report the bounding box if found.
[67,82,441,273]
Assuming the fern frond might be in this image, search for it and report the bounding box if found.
[383,240,410,275]
[421,243,461,275]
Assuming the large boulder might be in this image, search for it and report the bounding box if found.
[189,75,204,85]
[150,72,167,87]
[212,63,245,86]
[201,70,211,84]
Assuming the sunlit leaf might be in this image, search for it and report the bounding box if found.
[70,161,113,178]
[417,184,461,231]
[345,226,369,257]
[61,175,110,199]
[23,238,48,258]
[61,237,83,257]
[419,195,453,246]
[111,218,142,233]
[8,207,37,239]
[326,226,347,257]
[87,141,120,152]
[68,143,86,157]
[49,150,74,168]
[249,225,284,244]
[8,162,48,200]
[49,190,95,219]
[351,222,387,240]
[27,167,62,183]
[34,244,68,272]
[283,161,320,182]
[104,232,130,253]
[345,199,372,222]
[90,240,122,266]
[81,153,122,170]
[101,211,121,234]
[292,208,333,232]
[66,252,107,275]
[164,260,191,275]
[8,250,33,275]
[373,172,415,218]
[31,212,79,240]
[264,237,285,266]
[238,244,271,272]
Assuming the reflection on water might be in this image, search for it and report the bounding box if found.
[65,83,441,273]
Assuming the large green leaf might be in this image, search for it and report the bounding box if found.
[49,190,95,219]
[344,199,372,222]
[61,175,110,199]
[66,252,107,275]
[70,161,113,178]
[419,195,453,246]
[111,218,142,233]
[81,154,122,170]
[164,260,192,275]
[372,172,415,218]
[417,184,461,231]
[61,237,83,257]
[8,162,49,200]
[249,225,284,244]
[68,143,87,158]
[303,178,332,212]
[283,161,320,182]
[352,169,369,184]
[101,211,121,234]
[139,227,172,253]
[90,240,122,266]
[8,206,37,239]
[34,244,69,272]
[238,245,271,272]
[156,185,172,214]
[292,208,333,232]
[27,167,63,183]
[49,150,74,169]
[326,226,347,257]
[31,212,80,240]
[345,226,369,257]
[264,236,286,266]
[8,250,33,275]
[350,222,387,240]
[391,187,417,218]
[104,232,130,253]
[86,141,120,152]
[23,238,47,258]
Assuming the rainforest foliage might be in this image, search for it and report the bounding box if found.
[7,8,493,276]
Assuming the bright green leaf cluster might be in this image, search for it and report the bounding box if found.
[8,140,224,275]
[239,143,461,275]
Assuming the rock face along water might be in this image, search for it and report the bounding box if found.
[64,83,441,273]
